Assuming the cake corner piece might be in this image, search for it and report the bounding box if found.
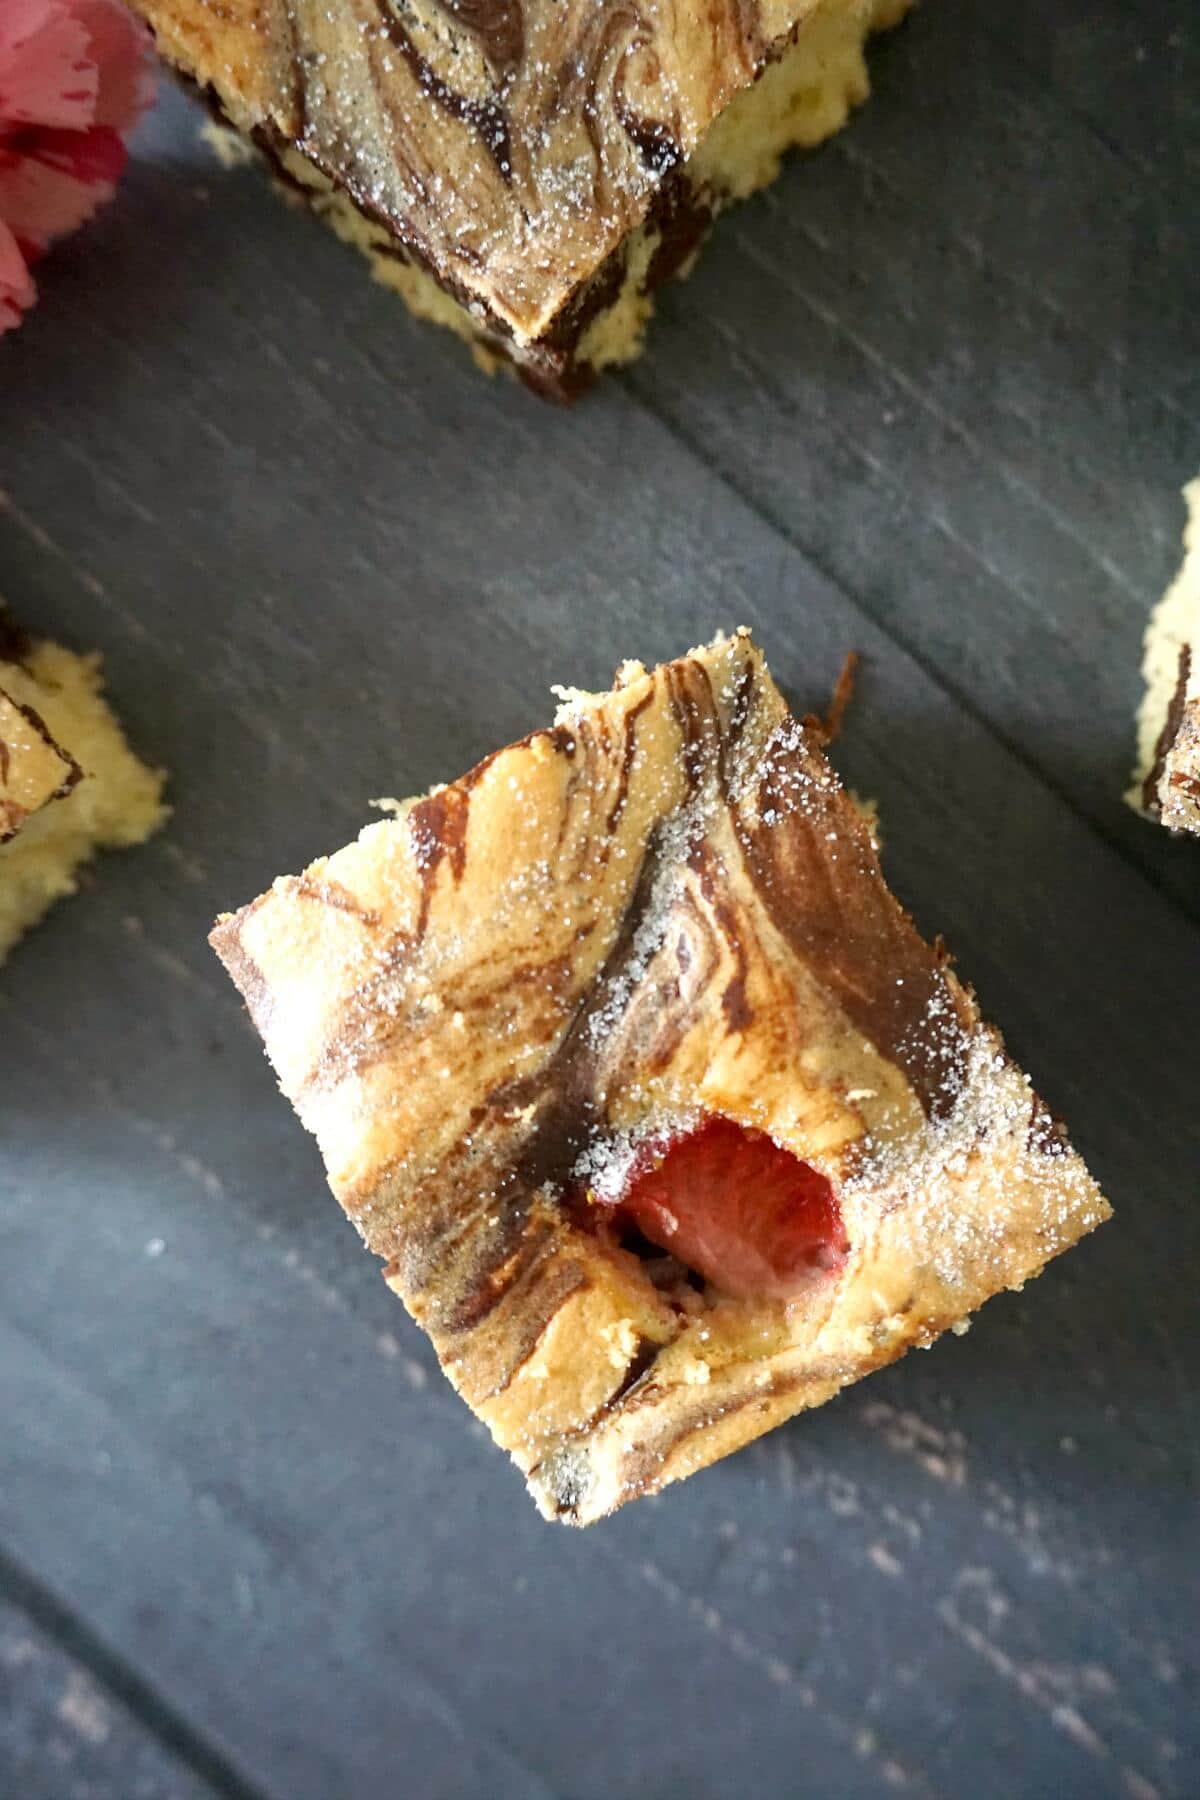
[1130,475,1200,837]
[211,630,1109,1524]
[0,609,169,961]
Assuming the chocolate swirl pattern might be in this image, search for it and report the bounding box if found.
[0,687,81,842]
[212,633,1109,1523]
[0,616,82,843]
[132,0,904,387]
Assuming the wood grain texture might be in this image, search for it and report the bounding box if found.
[624,0,1200,922]
[0,0,1197,1794]
[0,1593,225,1800]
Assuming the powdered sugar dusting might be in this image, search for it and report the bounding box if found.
[848,1027,1107,1293]
[571,1105,700,1202]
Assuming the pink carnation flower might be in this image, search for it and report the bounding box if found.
[0,0,155,334]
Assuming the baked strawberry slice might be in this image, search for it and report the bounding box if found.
[603,1116,849,1302]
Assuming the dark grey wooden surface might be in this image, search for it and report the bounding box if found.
[2,3,1198,1795]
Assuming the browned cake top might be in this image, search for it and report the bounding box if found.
[132,0,841,339]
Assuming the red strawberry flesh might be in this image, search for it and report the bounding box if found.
[595,1116,848,1301]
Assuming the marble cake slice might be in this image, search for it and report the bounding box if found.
[211,631,1109,1524]
[131,0,908,397]
[1131,476,1200,837]
[0,672,81,845]
[0,608,168,961]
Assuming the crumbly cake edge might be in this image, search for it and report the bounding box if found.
[0,636,168,960]
[1129,475,1200,834]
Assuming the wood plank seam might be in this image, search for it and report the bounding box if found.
[617,373,1197,928]
[726,217,1145,604]
[826,133,1194,443]
[0,1547,271,1800]
[972,20,1169,195]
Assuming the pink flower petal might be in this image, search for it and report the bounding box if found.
[0,123,125,254]
[0,212,37,334]
[0,0,155,327]
[73,0,155,133]
[0,0,98,134]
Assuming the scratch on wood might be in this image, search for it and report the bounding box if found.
[85,321,246,462]
[377,1339,433,1389]
[1123,1770,1165,1800]
[980,1477,1072,1582]
[160,839,210,884]
[121,914,232,1005]
[8,1008,230,1203]
[938,1592,1161,1799]
[0,489,153,644]
[730,226,1142,606]
[0,494,353,826]
[868,1543,904,1578]
[281,1246,349,1317]
[858,1399,967,1486]
[143,1127,227,1200]
[51,433,159,530]
[635,1559,936,1796]
[0,1632,37,1670]
[970,19,1162,191]
[883,1502,922,1544]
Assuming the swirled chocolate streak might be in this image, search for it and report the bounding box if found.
[132,0,905,391]
[212,633,1109,1523]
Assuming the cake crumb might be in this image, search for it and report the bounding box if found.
[1129,475,1200,833]
[601,1319,641,1369]
[199,119,256,169]
[0,620,167,961]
